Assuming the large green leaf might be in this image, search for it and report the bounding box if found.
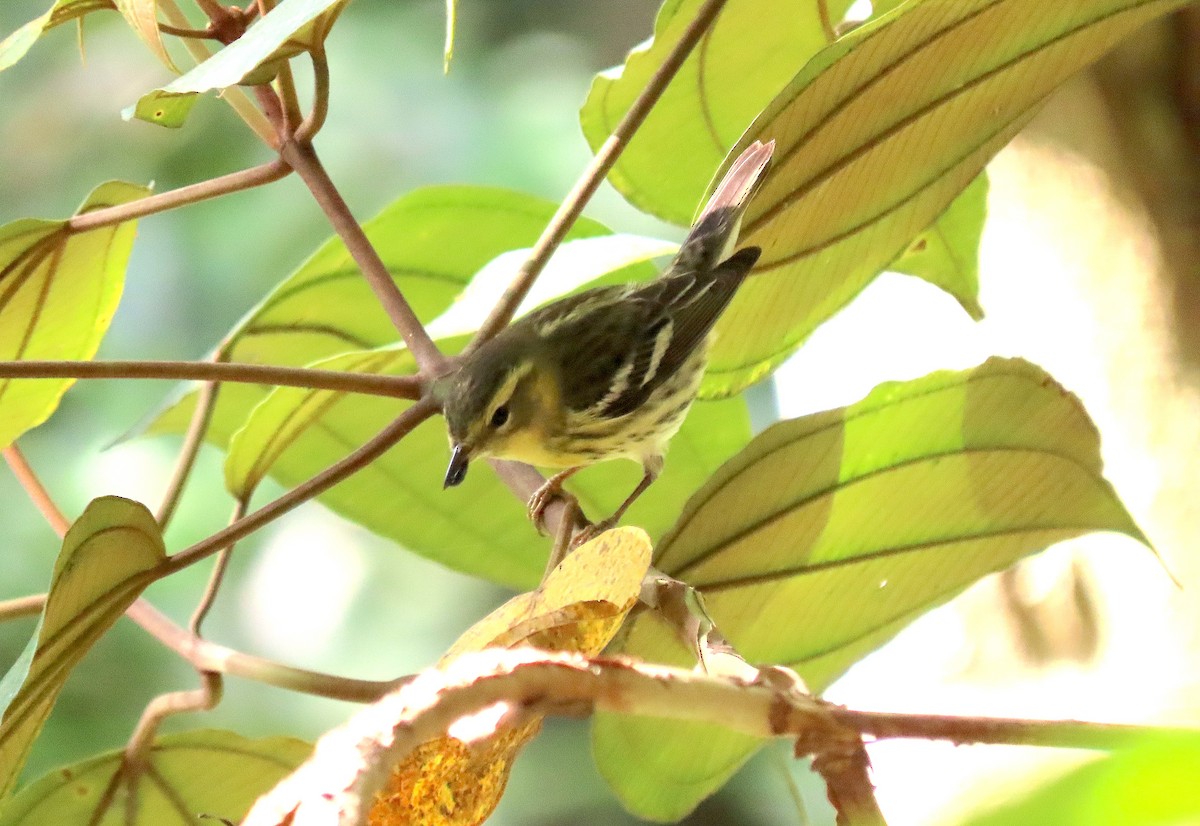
[0,497,165,798]
[223,235,742,588]
[0,729,310,825]
[0,181,148,450]
[0,0,115,72]
[579,0,855,225]
[962,736,1200,826]
[700,0,1190,397]
[144,186,614,448]
[594,358,1149,820]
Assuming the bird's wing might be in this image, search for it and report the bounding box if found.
[545,246,759,418]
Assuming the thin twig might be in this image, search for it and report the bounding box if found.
[281,140,446,373]
[188,497,249,636]
[835,708,1200,751]
[67,159,289,234]
[165,399,438,572]
[4,445,71,535]
[7,446,400,702]
[816,0,837,42]
[810,741,885,826]
[0,360,420,399]
[468,0,732,348]
[157,370,220,527]
[0,593,48,622]
[295,47,331,141]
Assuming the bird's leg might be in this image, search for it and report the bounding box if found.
[527,466,582,535]
[571,456,662,548]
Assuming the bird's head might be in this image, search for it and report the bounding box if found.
[435,334,557,488]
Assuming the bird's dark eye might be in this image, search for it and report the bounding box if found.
[490,405,510,428]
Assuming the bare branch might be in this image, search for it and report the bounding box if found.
[165,398,438,572]
[67,160,290,234]
[281,140,447,374]
[157,370,220,527]
[4,445,71,535]
[0,360,420,399]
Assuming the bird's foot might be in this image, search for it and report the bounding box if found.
[569,516,618,549]
[527,479,573,536]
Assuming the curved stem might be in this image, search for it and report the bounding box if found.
[468,0,732,348]
[281,140,446,374]
[296,47,331,141]
[0,360,421,399]
[166,398,437,572]
[157,369,220,527]
[188,498,248,636]
[68,160,290,234]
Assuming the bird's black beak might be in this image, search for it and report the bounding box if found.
[444,444,470,488]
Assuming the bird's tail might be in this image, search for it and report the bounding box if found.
[672,140,775,276]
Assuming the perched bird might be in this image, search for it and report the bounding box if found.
[438,140,774,543]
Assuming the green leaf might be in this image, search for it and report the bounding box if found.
[888,172,988,321]
[595,358,1149,820]
[962,736,1200,826]
[128,0,347,127]
[0,729,310,824]
[0,497,165,798]
[700,0,1192,398]
[0,0,115,73]
[141,186,614,449]
[223,235,739,588]
[0,180,149,450]
[579,0,855,226]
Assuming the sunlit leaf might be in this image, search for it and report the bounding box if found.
[888,171,988,321]
[0,497,165,797]
[141,186,614,449]
[114,0,175,72]
[701,0,1191,397]
[0,0,115,72]
[963,736,1200,826]
[222,236,743,588]
[0,181,148,450]
[128,0,347,126]
[0,730,310,825]
[369,528,651,826]
[580,0,855,225]
[594,358,1150,820]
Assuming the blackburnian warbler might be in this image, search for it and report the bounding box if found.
[438,140,774,541]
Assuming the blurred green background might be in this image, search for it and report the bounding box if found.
[3,1,1199,824]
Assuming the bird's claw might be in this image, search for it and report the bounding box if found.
[527,480,573,535]
[569,517,616,549]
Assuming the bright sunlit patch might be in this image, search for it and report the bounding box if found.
[241,510,367,660]
[784,119,1193,825]
[447,700,514,743]
[843,0,874,24]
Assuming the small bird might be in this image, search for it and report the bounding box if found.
[438,140,774,543]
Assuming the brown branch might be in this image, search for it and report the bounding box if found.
[165,398,438,572]
[188,497,249,636]
[281,140,447,374]
[811,741,885,826]
[835,709,1200,751]
[156,369,220,527]
[67,159,289,234]
[0,360,420,399]
[0,593,48,622]
[816,0,837,42]
[467,0,733,348]
[4,445,71,535]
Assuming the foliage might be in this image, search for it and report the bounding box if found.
[0,0,1191,824]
